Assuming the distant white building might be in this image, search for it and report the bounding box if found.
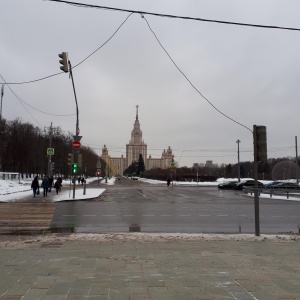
[101,106,174,176]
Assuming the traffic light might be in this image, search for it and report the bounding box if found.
[72,163,78,174]
[50,162,55,171]
[67,153,74,165]
[78,154,82,168]
[97,171,101,177]
[254,125,267,162]
[58,52,68,73]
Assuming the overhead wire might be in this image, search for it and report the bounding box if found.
[0,12,134,85]
[140,14,253,133]
[0,74,75,117]
[0,74,42,127]
[45,0,300,32]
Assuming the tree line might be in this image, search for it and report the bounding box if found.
[0,118,104,179]
[141,157,299,181]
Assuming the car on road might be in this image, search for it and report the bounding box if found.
[264,181,284,188]
[234,180,264,190]
[268,182,300,189]
[218,181,238,189]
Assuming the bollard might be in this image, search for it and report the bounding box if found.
[270,190,272,198]
[287,191,289,199]
[239,226,241,233]
[83,180,86,195]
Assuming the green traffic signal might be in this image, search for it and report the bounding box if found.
[72,163,78,174]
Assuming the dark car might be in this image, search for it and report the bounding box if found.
[218,181,238,189]
[270,182,300,190]
[234,180,264,190]
[265,181,284,188]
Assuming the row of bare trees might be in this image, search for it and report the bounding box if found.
[143,158,299,182]
[0,118,102,179]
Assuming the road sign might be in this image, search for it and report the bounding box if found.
[170,159,175,168]
[73,135,82,141]
[97,161,101,168]
[47,148,54,155]
[72,141,81,150]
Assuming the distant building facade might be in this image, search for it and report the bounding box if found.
[101,105,174,176]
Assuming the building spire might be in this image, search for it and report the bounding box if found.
[136,105,139,121]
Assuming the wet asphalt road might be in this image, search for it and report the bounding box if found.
[49,178,300,234]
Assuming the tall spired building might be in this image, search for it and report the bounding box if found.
[126,105,147,166]
[101,105,174,176]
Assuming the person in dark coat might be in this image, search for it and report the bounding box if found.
[48,176,54,192]
[81,177,85,185]
[57,177,62,192]
[54,180,61,195]
[167,178,171,187]
[31,176,39,197]
[41,176,50,197]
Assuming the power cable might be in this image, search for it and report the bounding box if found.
[0,75,42,126]
[0,74,75,117]
[141,15,252,133]
[45,0,300,32]
[0,13,133,85]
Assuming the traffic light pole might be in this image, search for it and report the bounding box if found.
[253,125,260,237]
[68,60,79,199]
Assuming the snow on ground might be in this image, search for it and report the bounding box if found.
[0,177,107,202]
[0,233,299,249]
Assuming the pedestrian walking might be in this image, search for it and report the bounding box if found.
[41,176,50,197]
[81,177,85,185]
[48,176,53,192]
[31,176,40,197]
[57,177,62,192]
[167,178,171,187]
[54,180,61,195]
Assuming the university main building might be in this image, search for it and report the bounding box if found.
[101,106,174,176]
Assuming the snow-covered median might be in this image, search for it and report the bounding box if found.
[0,233,299,249]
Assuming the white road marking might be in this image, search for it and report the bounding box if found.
[123,215,135,217]
[102,215,116,217]
[178,194,190,199]
[161,215,172,217]
[199,215,210,217]
[83,215,96,217]
[217,215,228,217]
[180,215,191,217]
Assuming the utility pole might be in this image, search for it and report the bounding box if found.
[296,136,299,185]
[0,84,4,121]
[236,139,241,182]
[58,52,81,199]
[45,122,58,177]
[68,59,80,199]
[253,125,267,237]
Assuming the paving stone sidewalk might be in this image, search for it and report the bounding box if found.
[0,234,300,300]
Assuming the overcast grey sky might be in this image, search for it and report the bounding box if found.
[1,0,300,167]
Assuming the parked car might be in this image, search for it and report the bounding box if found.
[234,180,264,190]
[269,182,300,190]
[264,181,284,188]
[218,181,238,189]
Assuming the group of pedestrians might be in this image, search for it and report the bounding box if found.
[31,176,62,197]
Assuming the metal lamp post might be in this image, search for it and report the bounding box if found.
[236,139,241,182]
